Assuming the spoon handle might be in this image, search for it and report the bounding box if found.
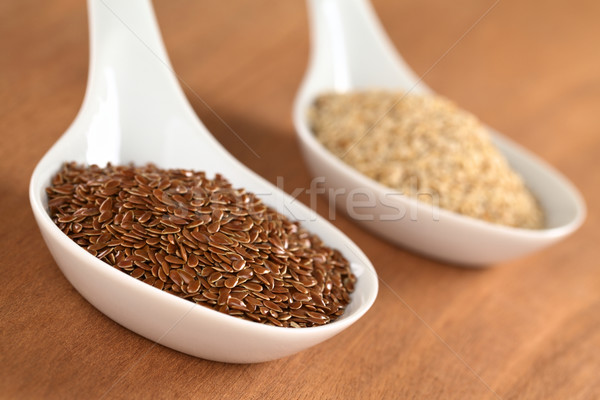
[305,0,423,91]
[86,0,179,92]
[82,0,205,166]
[88,0,170,67]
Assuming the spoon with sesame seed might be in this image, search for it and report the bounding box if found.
[29,0,378,363]
[293,0,585,266]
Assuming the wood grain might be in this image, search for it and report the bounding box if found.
[1,0,599,398]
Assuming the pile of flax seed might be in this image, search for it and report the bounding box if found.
[47,163,356,327]
[309,90,543,229]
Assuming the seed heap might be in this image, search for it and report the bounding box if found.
[309,91,544,229]
[47,163,356,327]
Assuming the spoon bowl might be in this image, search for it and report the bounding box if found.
[293,0,586,266]
[29,0,378,363]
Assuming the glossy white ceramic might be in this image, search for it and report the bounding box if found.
[29,0,378,363]
[293,0,586,266]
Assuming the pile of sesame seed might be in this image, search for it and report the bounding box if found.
[309,91,543,229]
[47,163,356,327]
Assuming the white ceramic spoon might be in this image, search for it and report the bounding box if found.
[293,0,586,266]
[29,0,378,363]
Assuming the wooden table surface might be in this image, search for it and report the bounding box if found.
[2,0,599,398]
